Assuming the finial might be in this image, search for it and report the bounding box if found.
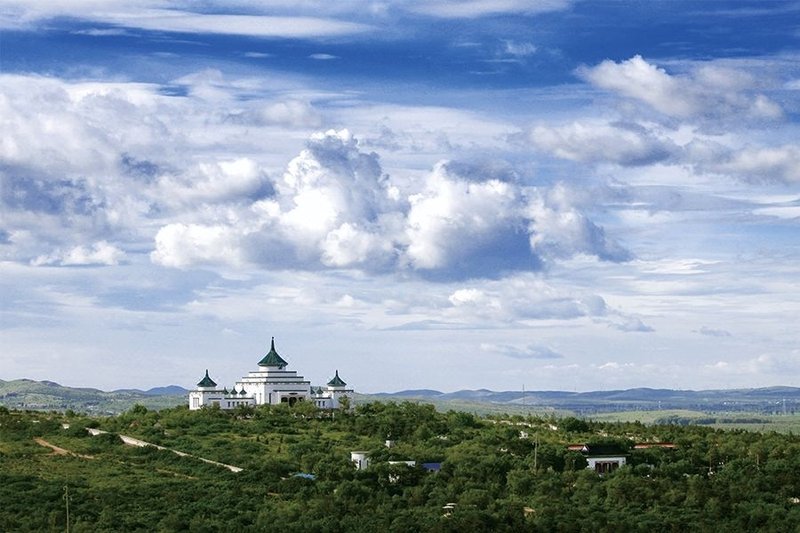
[205,369,209,377]
[271,337,275,350]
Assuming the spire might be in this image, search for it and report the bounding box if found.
[327,370,347,387]
[258,337,289,368]
[197,369,217,388]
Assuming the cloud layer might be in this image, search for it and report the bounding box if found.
[3,6,800,393]
[150,129,629,278]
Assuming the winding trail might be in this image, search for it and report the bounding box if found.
[33,437,95,460]
[33,431,242,473]
[86,429,243,472]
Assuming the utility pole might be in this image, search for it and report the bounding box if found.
[533,434,538,472]
[63,484,70,533]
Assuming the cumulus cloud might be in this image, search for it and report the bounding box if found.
[531,120,678,166]
[32,241,124,266]
[0,72,329,264]
[578,55,783,121]
[258,100,322,128]
[157,158,271,206]
[527,184,632,262]
[0,72,629,278]
[148,129,630,278]
[150,223,244,268]
[405,162,531,274]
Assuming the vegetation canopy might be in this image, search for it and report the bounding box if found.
[1,401,799,532]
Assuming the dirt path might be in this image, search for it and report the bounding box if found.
[34,431,242,473]
[34,438,95,459]
[86,429,243,473]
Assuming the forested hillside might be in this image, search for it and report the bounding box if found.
[1,402,799,532]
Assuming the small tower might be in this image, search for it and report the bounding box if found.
[189,370,223,410]
[325,370,354,409]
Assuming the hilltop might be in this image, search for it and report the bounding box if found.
[2,378,798,417]
[0,379,186,414]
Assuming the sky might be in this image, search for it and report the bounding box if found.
[2,0,800,393]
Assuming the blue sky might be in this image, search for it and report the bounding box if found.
[2,0,800,393]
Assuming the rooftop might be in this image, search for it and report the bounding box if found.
[327,370,347,387]
[197,370,217,388]
[258,337,289,369]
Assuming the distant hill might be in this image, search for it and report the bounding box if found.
[369,386,800,415]
[2,377,798,416]
[112,385,189,396]
[0,379,186,414]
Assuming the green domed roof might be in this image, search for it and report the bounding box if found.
[258,337,288,368]
[327,370,346,387]
[197,369,217,388]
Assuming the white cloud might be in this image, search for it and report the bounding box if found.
[405,162,524,270]
[2,3,372,38]
[31,241,124,266]
[502,40,537,58]
[157,158,268,206]
[480,342,564,359]
[321,222,392,267]
[144,130,629,277]
[697,326,732,337]
[531,120,677,166]
[258,100,322,128]
[308,53,338,60]
[442,275,608,324]
[449,288,492,306]
[578,55,783,121]
[410,0,571,18]
[0,71,630,278]
[714,145,800,183]
[609,316,654,333]
[526,185,631,262]
[0,72,324,264]
[150,223,244,268]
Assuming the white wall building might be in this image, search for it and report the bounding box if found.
[351,451,370,470]
[188,370,257,411]
[188,337,353,411]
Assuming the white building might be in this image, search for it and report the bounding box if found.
[351,451,370,470]
[568,444,628,474]
[188,338,353,411]
[188,370,257,411]
[310,370,354,409]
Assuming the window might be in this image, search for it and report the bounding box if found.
[595,460,621,474]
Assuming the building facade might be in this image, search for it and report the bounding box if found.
[188,338,353,411]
